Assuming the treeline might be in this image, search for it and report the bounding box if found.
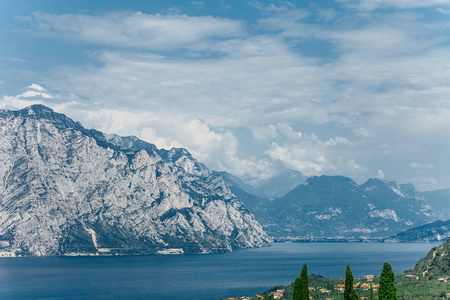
[292,262,397,300]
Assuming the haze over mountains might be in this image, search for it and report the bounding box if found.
[226,175,441,240]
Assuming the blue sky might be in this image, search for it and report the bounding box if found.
[2,0,450,191]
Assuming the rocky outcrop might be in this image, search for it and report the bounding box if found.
[0,105,270,256]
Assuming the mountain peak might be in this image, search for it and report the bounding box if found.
[0,105,269,256]
[305,175,357,186]
[26,104,54,113]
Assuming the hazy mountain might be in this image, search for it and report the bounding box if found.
[217,169,306,199]
[260,176,435,240]
[384,219,450,242]
[421,189,450,220]
[0,105,270,256]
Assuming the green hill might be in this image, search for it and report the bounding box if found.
[413,238,450,279]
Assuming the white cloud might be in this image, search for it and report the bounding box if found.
[20,90,52,99]
[7,6,450,190]
[437,7,450,13]
[337,0,450,10]
[191,1,205,7]
[24,11,245,51]
[28,83,46,91]
[376,169,385,179]
[411,162,422,168]
[264,124,360,177]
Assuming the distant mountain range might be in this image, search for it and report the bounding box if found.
[224,175,437,240]
[0,105,270,256]
[421,189,450,220]
[1,105,449,257]
[384,219,450,242]
[216,169,306,199]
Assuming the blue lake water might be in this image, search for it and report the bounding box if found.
[0,242,437,300]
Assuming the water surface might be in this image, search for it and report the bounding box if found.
[0,242,437,299]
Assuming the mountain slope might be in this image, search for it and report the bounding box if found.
[421,189,450,220]
[413,237,450,279]
[384,219,450,242]
[264,176,435,239]
[0,105,270,256]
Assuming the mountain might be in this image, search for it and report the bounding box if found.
[260,176,435,239]
[0,105,270,256]
[384,219,450,242]
[421,189,450,220]
[412,237,450,279]
[217,169,306,199]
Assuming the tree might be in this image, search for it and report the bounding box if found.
[379,262,397,300]
[369,283,374,300]
[293,277,302,300]
[344,263,359,300]
[293,264,309,300]
[300,264,309,300]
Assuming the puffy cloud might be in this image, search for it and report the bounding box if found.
[263,124,360,177]
[7,5,450,190]
[376,169,385,179]
[28,83,46,91]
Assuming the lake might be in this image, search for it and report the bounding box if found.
[0,242,437,300]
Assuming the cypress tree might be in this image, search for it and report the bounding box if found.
[293,264,309,300]
[369,283,373,300]
[344,263,359,300]
[300,264,309,299]
[293,276,302,300]
[379,262,397,300]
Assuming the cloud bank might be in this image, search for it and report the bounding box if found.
[4,2,450,190]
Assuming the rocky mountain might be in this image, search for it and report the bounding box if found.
[253,176,435,240]
[217,169,306,199]
[421,189,450,220]
[0,105,270,256]
[412,237,450,279]
[384,219,450,242]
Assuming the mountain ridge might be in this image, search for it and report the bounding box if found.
[0,105,270,256]
[234,175,436,240]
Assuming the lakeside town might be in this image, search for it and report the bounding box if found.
[224,273,450,300]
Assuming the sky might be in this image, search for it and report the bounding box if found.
[1,0,450,191]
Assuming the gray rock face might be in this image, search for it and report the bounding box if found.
[0,105,269,256]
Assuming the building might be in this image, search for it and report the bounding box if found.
[273,289,284,299]
[364,275,374,282]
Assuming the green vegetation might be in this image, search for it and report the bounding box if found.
[344,263,359,300]
[240,267,450,300]
[293,264,309,300]
[413,238,450,280]
[379,262,396,300]
[228,239,450,300]
[293,277,302,300]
